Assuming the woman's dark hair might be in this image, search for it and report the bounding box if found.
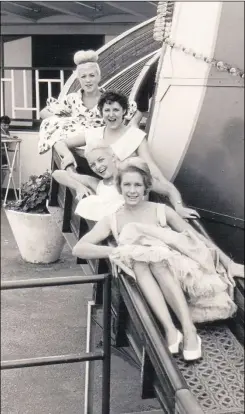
[115,157,153,196]
[97,90,129,114]
[0,116,11,125]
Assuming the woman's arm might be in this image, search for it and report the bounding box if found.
[164,205,244,276]
[39,107,53,120]
[72,216,114,259]
[63,132,86,149]
[165,204,202,234]
[52,170,98,196]
[68,170,99,193]
[137,140,199,219]
[128,110,143,127]
[54,141,77,169]
[53,129,87,169]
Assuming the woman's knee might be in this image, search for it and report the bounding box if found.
[150,263,174,283]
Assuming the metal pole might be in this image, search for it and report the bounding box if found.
[18,141,21,200]
[1,274,107,290]
[1,351,104,370]
[84,300,95,414]
[102,274,112,414]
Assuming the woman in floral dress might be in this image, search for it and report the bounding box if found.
[38,50,140,156]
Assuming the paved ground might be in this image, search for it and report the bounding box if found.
[1,209,162,414]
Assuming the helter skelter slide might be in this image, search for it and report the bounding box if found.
[49,2,244,413]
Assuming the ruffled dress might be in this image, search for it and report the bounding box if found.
[109,203,237,323]
[38,89,137,154]
[75,180,124,221]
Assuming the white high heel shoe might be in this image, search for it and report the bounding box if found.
[183,335,202,361]
[168,330,183,354]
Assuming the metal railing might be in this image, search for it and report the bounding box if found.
[1,67,72,120]
[1,273,112,414]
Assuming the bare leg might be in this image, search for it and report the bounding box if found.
[133,262,179,346]
[150,262,198,351]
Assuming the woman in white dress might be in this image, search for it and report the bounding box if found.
[72,158,243,361]
[38,50,140,156]
[52,142,124,221]
[58,90,199,219]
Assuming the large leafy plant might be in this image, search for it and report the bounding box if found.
[7,171,51,214]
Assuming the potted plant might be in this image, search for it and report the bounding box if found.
[4,171,65,264]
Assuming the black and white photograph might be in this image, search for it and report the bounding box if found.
[1,1,244,413]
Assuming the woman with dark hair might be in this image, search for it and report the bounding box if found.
[57,90,199,219]
[38,50,140,156]
[72,157,243,361]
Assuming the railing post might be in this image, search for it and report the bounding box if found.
[60,70,65,89]
[11,69,15,119]
[102,274,111,414]
[1,274,111,413]
[35,69,40,119]
[23,70,28,108]
[84,300,96,414]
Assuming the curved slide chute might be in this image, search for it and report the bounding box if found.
[60,17,159,98]
[50,4,244,413]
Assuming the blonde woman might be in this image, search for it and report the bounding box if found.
[58,90,200,219]
[38,50,141,155]
[73,158,243,360]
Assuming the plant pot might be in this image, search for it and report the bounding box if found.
[5,209,65,264]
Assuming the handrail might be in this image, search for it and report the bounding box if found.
[1,66,73,71]
[1,67,66,119]
[1,18,158,120]
[1,273,112,414]
[118,273,204,413]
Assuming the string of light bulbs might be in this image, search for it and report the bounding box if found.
[153,1,244,79]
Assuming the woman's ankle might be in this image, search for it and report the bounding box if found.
[182,325,197,337]
[165,326,179,344]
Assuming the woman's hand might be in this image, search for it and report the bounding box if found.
[175,205,200,220]
[58,109,71,116]
[75,184,94,200]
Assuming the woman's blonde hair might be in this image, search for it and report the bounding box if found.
[84,140,112,159]
[115,157,153,195]
[74,49,101,77]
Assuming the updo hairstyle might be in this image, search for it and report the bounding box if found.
[115,157,153,195]
[74,49,101,77]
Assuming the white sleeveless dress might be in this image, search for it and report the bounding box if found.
[84,125,146,161]
[109,203,237,323]
[75,180,124,221]
[74,125,146,220]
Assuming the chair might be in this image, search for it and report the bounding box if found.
[1,136,22,206]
